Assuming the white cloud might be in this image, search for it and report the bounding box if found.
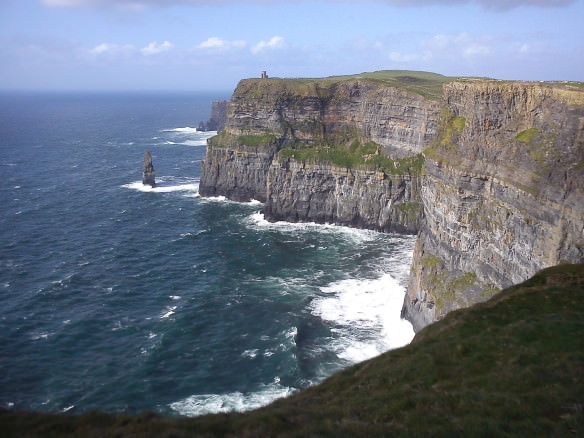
[388,51,418,63]
[421,32,494,58]
[463,44,491,57]
[90,42,135,54]
[141,40,173,55]
[251,36,285,54]
[196,37,247,50]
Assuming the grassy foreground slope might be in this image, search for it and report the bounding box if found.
[2,264,583,437]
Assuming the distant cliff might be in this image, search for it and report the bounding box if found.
[198,100,228,132]
[199,71,584,329]
[200,72,447,232]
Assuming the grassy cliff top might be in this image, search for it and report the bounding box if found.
[2,263,583,437]
[234,70,456,100]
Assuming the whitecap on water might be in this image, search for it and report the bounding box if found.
[241,349,258,359]
[30,331,54,341]
[160,306,177,319]
[169,378,294,416]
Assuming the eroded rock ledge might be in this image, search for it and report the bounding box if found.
[199,72,584,330]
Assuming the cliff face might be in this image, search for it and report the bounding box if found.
[200,75,441,230]
[220,78,441,156]
[198,100,228,132]
[199,143,277,202]
[402,80,584,330]
[265,159,421,233]
[200,72,584,331]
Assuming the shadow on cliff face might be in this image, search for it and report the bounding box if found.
[2,263,583,437]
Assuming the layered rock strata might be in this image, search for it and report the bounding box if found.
[199,77,440,230]
[402,80,584,330]
[265,159,422,233]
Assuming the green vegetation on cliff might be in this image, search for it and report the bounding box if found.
[235,70,455,100]
[3,263,583,437]
[208,131,277,148]
[278,142,425,176]
[423,109,466,161]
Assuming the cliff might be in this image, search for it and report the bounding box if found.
[198,100,228,132]
[4,263,583,437]
[200,71,446,231]
[264,160,421,233]
[199,71,584,329]
[402,80,584,330]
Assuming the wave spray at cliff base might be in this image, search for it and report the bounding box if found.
[122,177,199,193]
[167,212,416,417]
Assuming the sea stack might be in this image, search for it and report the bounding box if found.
[142,151,156,187]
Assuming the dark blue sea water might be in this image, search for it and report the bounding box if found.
[0,91,416,417]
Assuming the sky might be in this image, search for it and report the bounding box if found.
[0,0,583,91]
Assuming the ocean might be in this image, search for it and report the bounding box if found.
[0,91,416,417]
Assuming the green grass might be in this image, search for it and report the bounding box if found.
[3,263,583,437]
[208,132,276,148]
[423,110,466,161]
[395,202,423,222]
[278,142,425,176]
[236,70,456,100]
[515,128,540,143]
[237,133,277,147]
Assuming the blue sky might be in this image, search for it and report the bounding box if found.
[1,0,583,91]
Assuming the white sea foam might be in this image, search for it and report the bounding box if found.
[161,126,200,134]
[164,139,208,147]
[122,181,199,194]
[169,379,294,416]
[30,331,54,341]
[159,127,217,146]
[241,349,258,359]
[160,306,177,319]
[199,196,263,206]
[310,273,414,363]
[246,212,378,243]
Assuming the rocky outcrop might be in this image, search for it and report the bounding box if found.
[198,100,228,132]
[402,80,584,331]
[142,151,155,187]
